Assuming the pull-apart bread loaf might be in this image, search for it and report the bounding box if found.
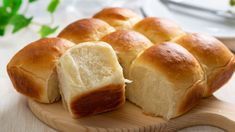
[102,30,153,78]
[7,38,75,103]
[58,18,115,44]
[133,16,235,97]
[93,7,141,29]
[174,33,235,97]
[7,7,234,120]
[127,42,205,119]
[56,41,125,118]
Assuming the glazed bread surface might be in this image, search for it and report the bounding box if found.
[127,42,205,119]
[133,17,185,44]
[102,30,153,78]
[58,18,115,44]
[7,38,75,103]
[56,41,125,118]
[93,7,141,29]
[174,33,235,97]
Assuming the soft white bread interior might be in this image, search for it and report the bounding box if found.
[56,41,125,118]
[7,38,75,103]
[93,7,141,29]
[133,17,185,44]
[127,42,205,119]
[173,33,235,97]
[58,18,115,44]
[101,30,153,78]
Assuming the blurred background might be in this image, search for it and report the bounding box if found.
[1,0,235,48]
[1,0,235,76]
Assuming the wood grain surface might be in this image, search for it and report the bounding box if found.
[28,96,235,132]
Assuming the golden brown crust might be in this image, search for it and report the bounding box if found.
[58,18,115,44]
[94,7,139,21]
[174,33,235,96]
[93,7,141,29]
[101,30,152,52]
[174,33,234,69]
[7,38,74,103]
[8,38,74,76]
[138,42,203,89]
[133,17,185,44]
[70,84,125,118]
[177,80,205,117]
[7,66,43,101]
[206,57,235,96]
[101,30,153,78]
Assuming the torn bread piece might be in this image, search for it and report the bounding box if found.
[56,41,125,118]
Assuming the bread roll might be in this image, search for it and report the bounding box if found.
[101,30,153,78]
[174,33,235,97]
[93,7,141,29]
[133,17,185,44]
[127,42,205,119]
[56,41,125,118]
[58,18,115,44]
[7,38,75,103]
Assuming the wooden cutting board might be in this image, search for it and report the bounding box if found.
[28,96,235,132]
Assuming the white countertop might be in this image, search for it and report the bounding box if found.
[0,0,234,131]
